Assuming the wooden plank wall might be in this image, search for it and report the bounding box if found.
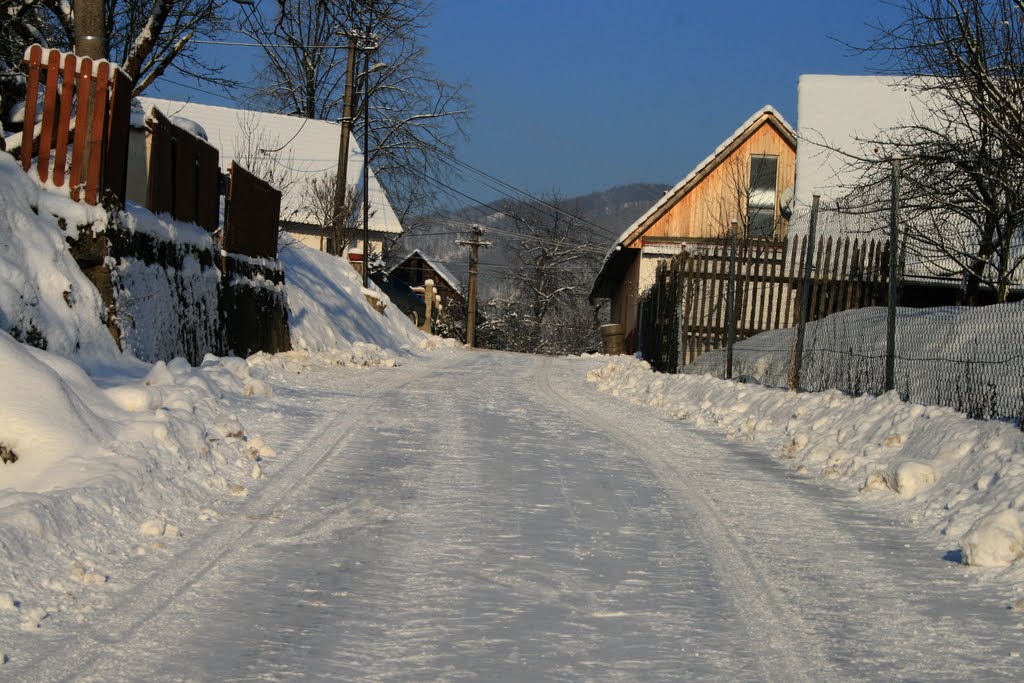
[224,162,282,259]
[19,44,132,206]
[143,108,220,230]
[632,119,797,244]
[638,235,892,368]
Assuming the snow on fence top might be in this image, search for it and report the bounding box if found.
[23,44,121,78]
[18,44,131,206]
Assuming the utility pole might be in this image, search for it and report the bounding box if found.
[360,47,371,288]
[330,38,359,255]
[75,0,106,58]
[457,225,490,347]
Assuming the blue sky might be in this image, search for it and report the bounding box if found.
[151,0,905,207]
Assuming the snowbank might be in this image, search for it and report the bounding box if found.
[0,337,277,633]
[0,146,441,653]
[588,356,1024,575]
[278,238,429,355]
[0,153,119,363]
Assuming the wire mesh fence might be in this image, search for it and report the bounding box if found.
[637,197,1024,426]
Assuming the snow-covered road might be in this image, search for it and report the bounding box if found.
[17,351,1023,681]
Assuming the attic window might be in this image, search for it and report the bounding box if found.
[748,154,778,238]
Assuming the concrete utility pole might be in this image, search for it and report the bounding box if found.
[457,225,490,348]
[75,0,106,58]
[330,38,359,255]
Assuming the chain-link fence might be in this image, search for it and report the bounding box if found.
[638,190,1024,425]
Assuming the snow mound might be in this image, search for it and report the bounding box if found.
[246,342,399,378]
[960,510,1024,568]
[863,461,938,497]
[0,340,279,639]
[0,331,111,491]
[277,239,425,354]
[0,152,119,362]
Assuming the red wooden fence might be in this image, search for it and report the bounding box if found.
[18,44,131,206]
[16,45,281,258]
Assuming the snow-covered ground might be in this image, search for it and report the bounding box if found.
[0,151,436,666]
[3,148,1024,677]
[4,351,1023,680]
[589,355,1024,577]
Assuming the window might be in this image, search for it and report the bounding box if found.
[748,155,778,238]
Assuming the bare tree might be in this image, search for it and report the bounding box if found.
[708,153,790,242]
[481,193,605,355]
[302,171,361,254]
[0,0,233,97]
[235,0,471,220]
[841,0,1024,303]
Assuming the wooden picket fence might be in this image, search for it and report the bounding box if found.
[638,234,892,370]
[18,44,132,205]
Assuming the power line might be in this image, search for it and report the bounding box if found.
[427,145,623,243]
[413,140,623,242]
[400,163,608,255]
[192,39,353,50]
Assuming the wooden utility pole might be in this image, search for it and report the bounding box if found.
[360,47,372,288]
[330,38,359,254]
[457,225,490,347]
[75,0,106,58]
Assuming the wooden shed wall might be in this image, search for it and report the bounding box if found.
[629,121,796,246]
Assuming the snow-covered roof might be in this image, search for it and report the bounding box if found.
[136,98,403,235]
[390,249,462,292]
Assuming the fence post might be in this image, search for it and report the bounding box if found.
[725,219,739,379]
[421,279,435,333]
[885,158,901,394]
[790,194,820,391]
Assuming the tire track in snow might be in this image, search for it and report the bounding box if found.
[533,357,835,683]
[20,354,459,683]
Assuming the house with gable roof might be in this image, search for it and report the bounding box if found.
[131,97,403,257]
[389,249,464,307]
[590,106,797,345]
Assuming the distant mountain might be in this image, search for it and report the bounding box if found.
[392,183,670,297]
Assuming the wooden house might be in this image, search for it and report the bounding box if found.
[134,98,404,258]
[590,106,797,347]
[389,249,464,307]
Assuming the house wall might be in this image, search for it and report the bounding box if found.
[610,253,642,341]
[791,75,934,234]
[630,123,796,245]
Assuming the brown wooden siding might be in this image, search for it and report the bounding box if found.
[629,120,796,246]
